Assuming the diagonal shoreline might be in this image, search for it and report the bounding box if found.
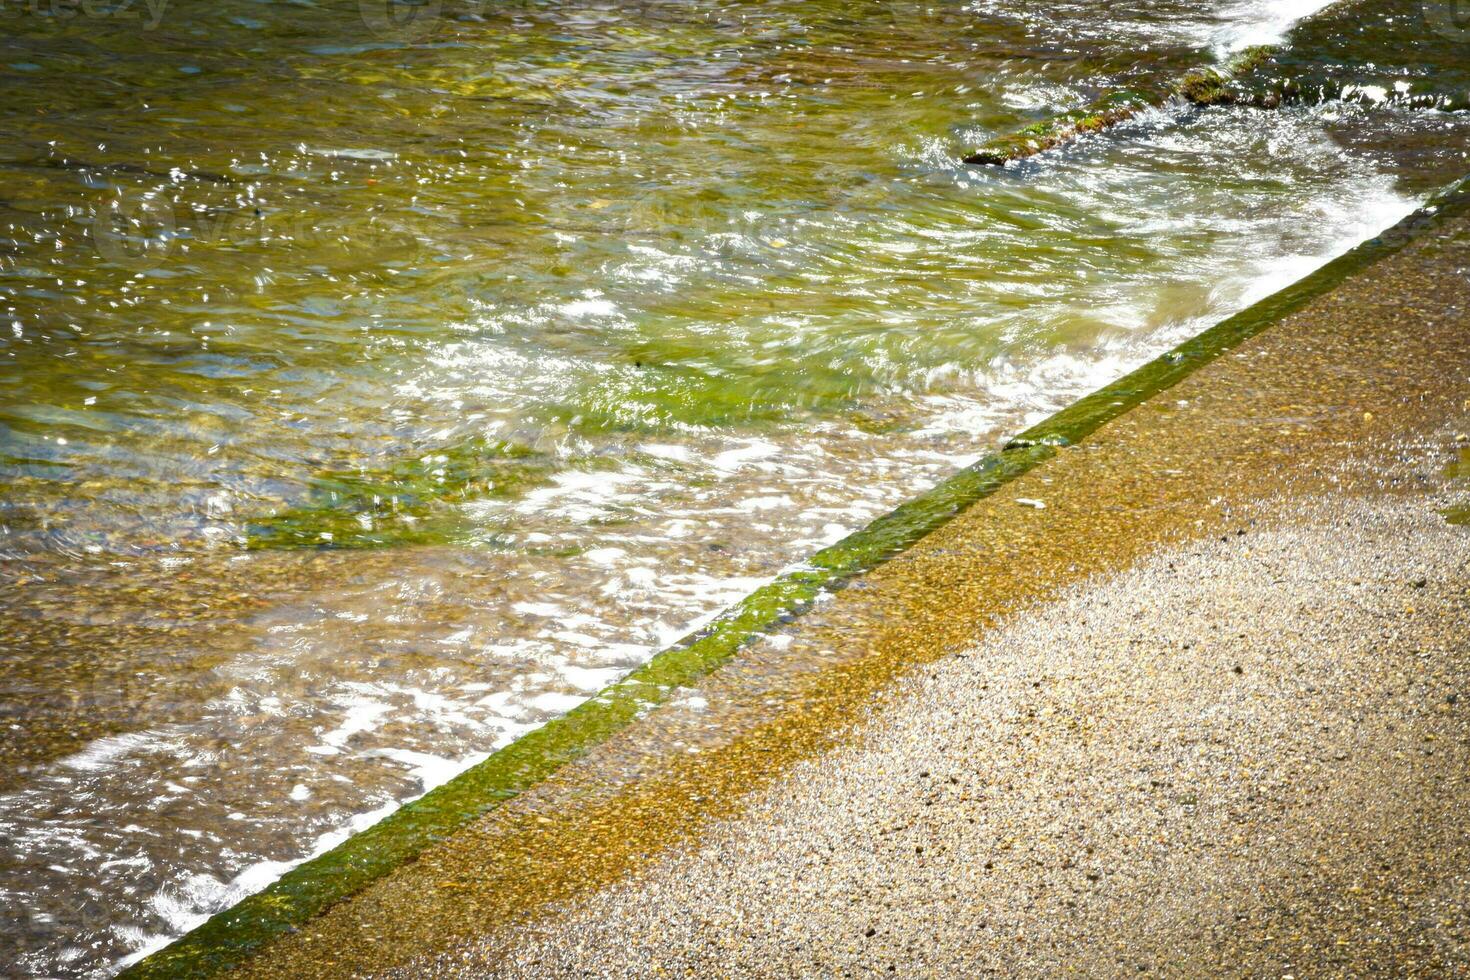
[123,176,1470,979]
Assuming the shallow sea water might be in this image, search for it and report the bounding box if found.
[2,0,1469,973]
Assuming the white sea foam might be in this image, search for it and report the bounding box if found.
[1207,0,1340,56]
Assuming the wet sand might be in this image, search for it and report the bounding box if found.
[200,195,1470,978]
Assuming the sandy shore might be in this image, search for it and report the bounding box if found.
[461,493,1470,977]
[188,190,1470,979]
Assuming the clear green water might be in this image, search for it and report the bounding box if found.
[1,0,1468,974]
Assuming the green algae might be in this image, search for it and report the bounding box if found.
[245,441,553,550]
[119,175,1470,980]
[1175,68,1234,106]
[964,91,1156,166]
[1229,45,1277,75]
[1446,447,1470,480]
[1175,47,1276,106]
[1444,448,1470,525]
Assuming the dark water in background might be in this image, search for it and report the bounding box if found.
[1,0,1468,973]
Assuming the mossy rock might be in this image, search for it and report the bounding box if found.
[965,47,1281,166]
[964,91,1153,166]
[1175,68,1234,105]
